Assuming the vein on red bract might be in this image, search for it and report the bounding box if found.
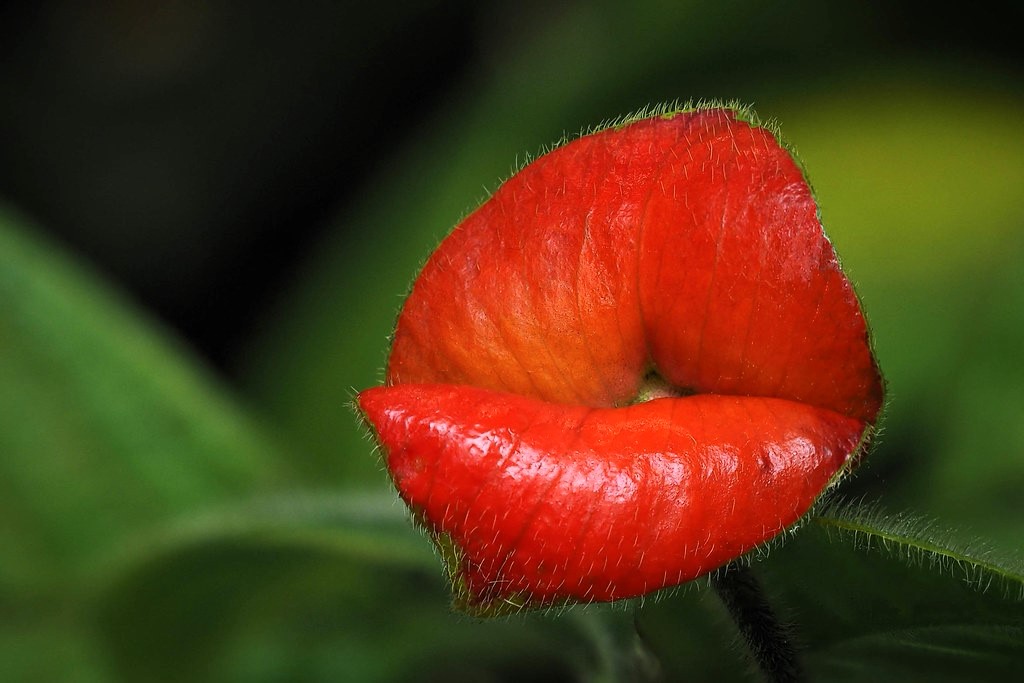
[357,106,884,615]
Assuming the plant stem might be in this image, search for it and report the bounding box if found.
[709,562,805,683]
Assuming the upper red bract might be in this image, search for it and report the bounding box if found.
[358,107,884,615]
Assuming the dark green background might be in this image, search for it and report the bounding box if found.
[1,2,1022,681]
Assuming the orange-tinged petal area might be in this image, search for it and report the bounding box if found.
[358,106,884,615]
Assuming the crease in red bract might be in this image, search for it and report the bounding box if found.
[359,106,884,614]
[359,384,867,615]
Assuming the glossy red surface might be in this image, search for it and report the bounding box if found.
[358,107,884,614]
[360,384,862,609]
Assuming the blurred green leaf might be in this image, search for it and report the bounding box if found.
[0,205,293,595]
[774,502,1023,680]
[911,246,1024,550]
[0,609,108,683]
[638,500,1024,681]
[96,491,661,683]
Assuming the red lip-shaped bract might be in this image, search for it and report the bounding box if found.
[358,106,883,615]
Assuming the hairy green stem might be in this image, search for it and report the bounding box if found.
[709,562,805,683]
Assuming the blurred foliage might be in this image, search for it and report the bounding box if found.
[0,210,292,590]
[1,1,1023,681]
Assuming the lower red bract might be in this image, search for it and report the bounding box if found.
[359,384,865,613]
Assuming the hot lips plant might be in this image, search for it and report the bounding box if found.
[358,104,883,616]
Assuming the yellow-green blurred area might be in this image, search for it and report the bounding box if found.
[1,1,1023,681]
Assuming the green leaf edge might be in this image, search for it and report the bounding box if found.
[90,490,436,582]
[811,499,1024,601]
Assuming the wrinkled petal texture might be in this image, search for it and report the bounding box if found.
[359,108,883,614]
